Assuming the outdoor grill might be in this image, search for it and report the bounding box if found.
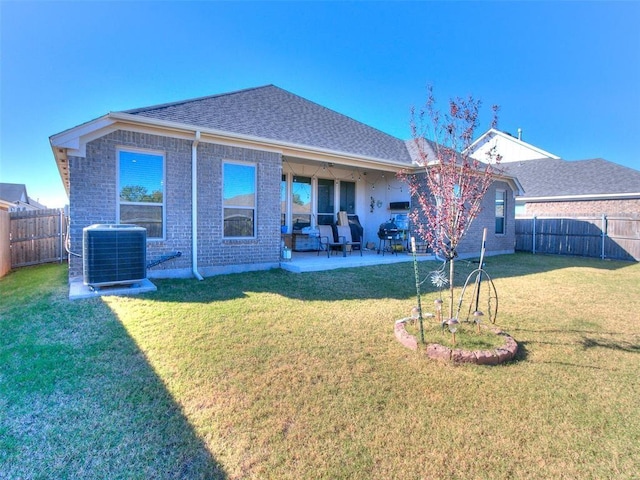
[377,221,402,255]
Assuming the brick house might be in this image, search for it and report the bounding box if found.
[468,128,640,217]
[50,85,521,281]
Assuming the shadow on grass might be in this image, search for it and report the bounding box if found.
[580,336,640,353]
[146,253,638,304]
[512,340,530,362]
[0,265,226,479]
[478,252,636,280]
[513,328,639,353]
[514,341,616,371]
[151,261,426,303]
[537,360,607,370]
[515,328,624,335]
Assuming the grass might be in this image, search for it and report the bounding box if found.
[1,253,639,479]
[405,320,507,351]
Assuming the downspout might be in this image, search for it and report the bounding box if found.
[192,131,204,280]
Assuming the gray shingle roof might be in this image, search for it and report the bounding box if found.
[405,138,439,164]
[0,183,28,203]
[123,85,412,164]
[503,158,640,197]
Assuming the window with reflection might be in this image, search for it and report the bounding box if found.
[118,149,164,238]
[495,190,506,234]
[291,176,312,229]
[223,162,256,237]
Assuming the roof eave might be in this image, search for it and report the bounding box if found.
[500,173,525,196]
[50,115,119,195]
[517,192,640,202]
[109,112,413,170]
[51,110,414,194]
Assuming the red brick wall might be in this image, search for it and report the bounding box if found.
[524,199,640,217]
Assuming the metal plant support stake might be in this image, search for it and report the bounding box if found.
[456,228,499,324]
[411,237,425,344]
[474,228,488,313]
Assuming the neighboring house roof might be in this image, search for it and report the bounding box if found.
[124,85,412,165]
[468,128,640,202]
[0,183,29,204]
[467,128,560,162]
[406,138,525,195]
[503,158,640,200]
[0,183,46,211]
[27,197,47,209]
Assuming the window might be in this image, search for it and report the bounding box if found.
[317,178,335,225]
[223,162,256,238]
[495,190,506,234]
[118,149,164,239]
[339,181,356,214]
[291,176,312,228]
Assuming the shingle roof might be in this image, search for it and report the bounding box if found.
[0,183,28,203]
[123,85,412,164]
[503,158,640,197]
[405,138,439,164]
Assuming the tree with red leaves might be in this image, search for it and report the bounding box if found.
[401,87,502,320]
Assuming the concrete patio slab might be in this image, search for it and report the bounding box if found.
[279,249,435,273]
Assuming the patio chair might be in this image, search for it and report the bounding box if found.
[317,224,346,257]
[336,225,362,256]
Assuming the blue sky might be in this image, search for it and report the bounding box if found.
[1,1,639,208]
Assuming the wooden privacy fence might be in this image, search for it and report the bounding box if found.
[515,216,640,261]
[8,209,68,269]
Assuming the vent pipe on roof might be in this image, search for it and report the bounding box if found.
[517,128,522,141]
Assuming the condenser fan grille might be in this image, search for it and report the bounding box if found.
[83,224,146,287]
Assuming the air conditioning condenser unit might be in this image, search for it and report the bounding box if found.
[83,224,146,288]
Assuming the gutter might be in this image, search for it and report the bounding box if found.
[192,131,204,280]
[518,192,640,202]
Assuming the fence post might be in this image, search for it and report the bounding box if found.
[532,216,537,255]
[601,214,607,260]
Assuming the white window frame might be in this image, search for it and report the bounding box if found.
[222,160,257,239]
[116,146,166,240]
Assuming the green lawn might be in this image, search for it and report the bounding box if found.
[1,254,639,479]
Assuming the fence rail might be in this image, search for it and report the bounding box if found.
[515,216,640,261]
[8,209,68,269]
